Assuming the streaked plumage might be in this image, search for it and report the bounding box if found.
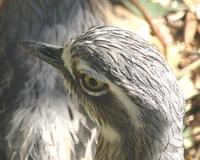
[22,26,185,160]
[0,1,110,159]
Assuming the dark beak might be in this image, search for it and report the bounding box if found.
[20,41,64,71]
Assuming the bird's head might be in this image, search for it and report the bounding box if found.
[21,26,184,158]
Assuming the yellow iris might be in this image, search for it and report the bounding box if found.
[80,73,108,92]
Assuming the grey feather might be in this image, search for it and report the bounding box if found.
[0,1,110,159]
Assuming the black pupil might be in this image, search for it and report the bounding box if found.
[89,78,98,86]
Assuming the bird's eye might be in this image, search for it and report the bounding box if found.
[79,73,108,96]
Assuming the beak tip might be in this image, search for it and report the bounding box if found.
[18,41,34,50]
[18,41,64,71]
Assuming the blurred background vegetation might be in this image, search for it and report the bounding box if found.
[0,0,199,159]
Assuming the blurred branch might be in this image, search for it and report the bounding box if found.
[184,11,197,45]
[177,58,200,78]
[130,0,168,56]
[194,145,200,160]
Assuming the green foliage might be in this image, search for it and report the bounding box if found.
[122,0,176,18]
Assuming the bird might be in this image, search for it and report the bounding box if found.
[21,26,185,160]
[0,0,112,159]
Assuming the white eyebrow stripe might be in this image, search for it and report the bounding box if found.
[76,59,108,82]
